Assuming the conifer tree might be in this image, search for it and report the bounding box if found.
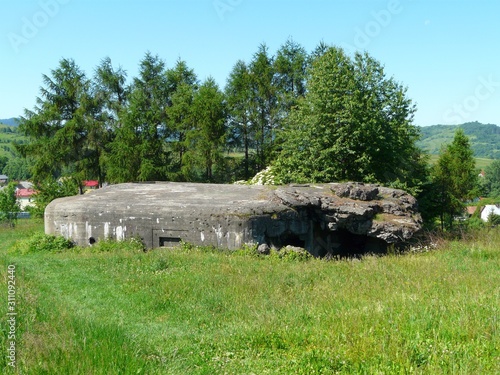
[18,58,103,192]
[433,129,478,229]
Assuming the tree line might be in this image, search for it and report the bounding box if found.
[19,40,312,187]
[14,39,491,229]
[18,40,422,186]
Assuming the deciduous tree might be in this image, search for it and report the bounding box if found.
[482,160,500,198]
[273,47,420,186]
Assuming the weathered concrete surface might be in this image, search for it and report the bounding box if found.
[45,182,422,257]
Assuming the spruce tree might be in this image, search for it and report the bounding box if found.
[433,129,477,230]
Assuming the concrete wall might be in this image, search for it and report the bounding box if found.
[45,182,290,249]
[45,182,422,257]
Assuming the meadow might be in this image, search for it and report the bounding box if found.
[0,220,498,374]
[427,154,494,170]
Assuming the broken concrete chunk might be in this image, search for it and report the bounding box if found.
[331,182,380,201]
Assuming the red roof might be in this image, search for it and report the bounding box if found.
[15,188,37,198]
[84,180,99,187]
[466,206,478,216]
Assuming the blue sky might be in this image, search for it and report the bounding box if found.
[1,0,499,126]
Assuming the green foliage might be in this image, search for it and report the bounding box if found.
[487,212,500,226]
[0,125,32,180]
[225,41,306,178]
[0,124,26,159]
[432,129,478,230]
[465,216,485,230]
[10,232,74,254]
[107,53,170,182]
[233,242,259,256]
[183,78,227,181]
[15,42,444,196]
[418,121,500,159]
[269,246,313,262]
[86,236,146,253]
[225,60,255,179]
[482,159,500,197]
[2,157,32,180]
[31,177,79,218]
[18,59,95,185]
[249,44,279,171]
[274,47,421,189]
[0,155,7,172]
[166,74,197,180]
[0,182,20,227]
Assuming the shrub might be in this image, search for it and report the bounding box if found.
[270,246,313,262]
[31,178,79,218]
[10,233,74,254]
[87,237,146,253]
[466,216,485,230]
[488,213,500,226]
[233,243,260,257]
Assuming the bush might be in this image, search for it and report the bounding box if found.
[10,233,74,254]
[488,213,500,226]
[466,216,485,230]
[88,237,146,253]
[270,246,313,262]
[233,243,260,257]
[31,178,79,218]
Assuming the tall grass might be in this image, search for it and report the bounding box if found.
[1,220,499,374]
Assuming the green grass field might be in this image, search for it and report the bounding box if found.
[427,154,495,169]
[1,220,499,374]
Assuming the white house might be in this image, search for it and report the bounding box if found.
[480,205,500,222]
[15,188,37,210]
[0,174,8,185]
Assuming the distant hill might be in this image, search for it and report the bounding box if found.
[0,123,26,158]
[0,118,20,127]
[417,122,500,159]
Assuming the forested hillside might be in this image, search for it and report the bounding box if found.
[0,123,25,158]
[0,122,30,179]
[0,118,19,127]
[417,122,500,159]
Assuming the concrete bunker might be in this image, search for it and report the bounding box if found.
[45,182,422,257]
